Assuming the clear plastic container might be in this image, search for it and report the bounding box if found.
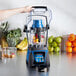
[0,45,2,59]
[2,47,17,58]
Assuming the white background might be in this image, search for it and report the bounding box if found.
[0,0,76,37]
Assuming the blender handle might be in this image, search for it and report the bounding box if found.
[32,6,47,11]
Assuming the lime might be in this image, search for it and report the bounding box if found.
[48,46,54,52]
[55,37,61,44]
[50,35,54,39]
[48,37,53,44]
[54,47,60,52]
[51,42,57,47]
[57,43,60,47]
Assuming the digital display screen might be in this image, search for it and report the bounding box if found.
[34,52,45,64]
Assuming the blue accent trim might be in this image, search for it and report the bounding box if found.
[32,20,43,28]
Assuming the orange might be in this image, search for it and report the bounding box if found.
[66,47,72,53]
[65,41,72,47]
[72,47,76,53]
[68,34,75,41]
[75,35,76,40]
[72,40,76,47]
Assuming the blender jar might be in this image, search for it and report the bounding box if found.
[28,27,47,47]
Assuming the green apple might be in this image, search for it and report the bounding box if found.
[54,47,60,52]
[51,42,57,47]
[48,46,54,52]
[55,37,61,44]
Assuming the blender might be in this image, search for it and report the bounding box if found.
[24,6,52,71]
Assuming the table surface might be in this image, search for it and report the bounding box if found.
[0,51,76,76]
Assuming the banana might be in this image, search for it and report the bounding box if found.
[16,38,28,51]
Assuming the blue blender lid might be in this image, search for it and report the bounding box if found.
[32,20,43,28]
